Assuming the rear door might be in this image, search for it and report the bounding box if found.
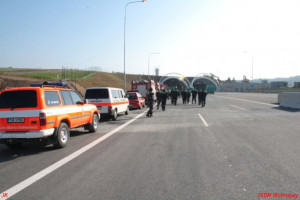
[84,88,110,114]
[0,90,40,132]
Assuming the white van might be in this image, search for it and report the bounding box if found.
[84,87,129,121]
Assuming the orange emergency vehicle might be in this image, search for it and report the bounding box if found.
[0,82,100,148]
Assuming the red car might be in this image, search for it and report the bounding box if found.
[127,92,145,109]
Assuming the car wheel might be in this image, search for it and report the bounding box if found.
[125,107,129,115]
[112,110,118,121]
[89,113,99,133]
[53,122,69,148]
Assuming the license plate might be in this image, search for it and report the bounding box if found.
[7,118,24,123]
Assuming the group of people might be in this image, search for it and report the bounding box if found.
[146,88,168,117]
[146,88,208,117]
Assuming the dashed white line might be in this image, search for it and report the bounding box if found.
[198,114,209,127]
[1,111,146,200]
[230,105,246,111]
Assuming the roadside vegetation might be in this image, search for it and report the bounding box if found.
[0,67,151,92]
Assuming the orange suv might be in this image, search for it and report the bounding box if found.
[0,82,100,148]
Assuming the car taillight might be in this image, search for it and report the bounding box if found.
[108,106,112,113]
[39,113,47,126]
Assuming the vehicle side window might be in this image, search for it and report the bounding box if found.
[111,90,118,98]
[44,91,61,106]
[70,91,82,104]
[60,90,73,105]
[118,90,123,98]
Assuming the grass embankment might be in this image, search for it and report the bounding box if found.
[0,67,153,93]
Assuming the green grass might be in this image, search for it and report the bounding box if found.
[19,71,93,80]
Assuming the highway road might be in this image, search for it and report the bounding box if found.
[1,93,300,200]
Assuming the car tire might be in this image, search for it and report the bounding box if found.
[53,122,69,148]
[125,107,129,115]
[89,113,99,133]
[112,110,118,121]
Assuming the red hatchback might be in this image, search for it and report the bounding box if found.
[127,92,145,109]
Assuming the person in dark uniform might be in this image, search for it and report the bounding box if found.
[200,89,208,107]
[181,90,186,104]
[173,89,179,105]
[186,90,191,104]
[171,89,179,105]
[146,88,154,117]
[156,89,162,110]
[197,89,202,106]
[192,89,197,104]
[161,89,168,111]
[170,89,174,105]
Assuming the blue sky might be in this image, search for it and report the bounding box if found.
[1,0,300,80]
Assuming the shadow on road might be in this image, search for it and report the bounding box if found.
[0,129,88,163]
[272,106,300,113]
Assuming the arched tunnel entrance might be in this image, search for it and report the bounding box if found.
[159,73,190,90]
[159,73,221,92]
[191,73,221,92]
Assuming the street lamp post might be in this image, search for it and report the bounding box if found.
[148,52,159,79]
[124,0,147,92]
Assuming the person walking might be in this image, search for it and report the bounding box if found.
[192,89,197,104]
[146,88,154,117]
[200,89,208,107]
[181,90,186,104]
[171,89,179,105]
[161,89,168,111]
[156,89,162,110]
[186,90,191,104]
[174,89,179,105]
[198,89,203,106]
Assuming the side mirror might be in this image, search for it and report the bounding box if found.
[76,101,83,105]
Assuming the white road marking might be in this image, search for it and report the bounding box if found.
[1,112,146,200]
[216,95,275,106]
[230,105,246,111]
[198,114,208,127]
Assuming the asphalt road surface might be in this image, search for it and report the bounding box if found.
[1,93,300,200]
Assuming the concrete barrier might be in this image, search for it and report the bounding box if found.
[279,92,300,109]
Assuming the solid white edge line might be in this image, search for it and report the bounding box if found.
[216,95,275,106]
[1,111,146,200]
[230,105,246,111]
[198,114,208,127]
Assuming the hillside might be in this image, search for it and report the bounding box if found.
[0,68,162,96]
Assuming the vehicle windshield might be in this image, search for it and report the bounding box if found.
[0,90,37,108]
